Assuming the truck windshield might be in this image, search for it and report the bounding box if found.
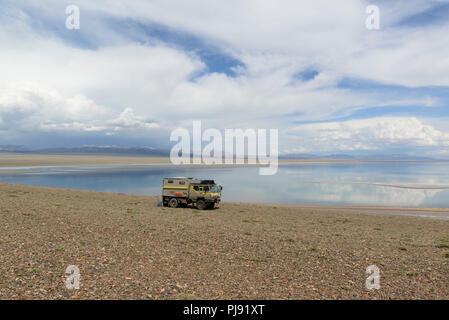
[210,186,219,192]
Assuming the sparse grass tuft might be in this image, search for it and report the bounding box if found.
[176,293,197,300]
[235,254,272,262]
[248,257,269,262]
[398,270,418,276]
[27,268,41,274]
[280,238,295,243]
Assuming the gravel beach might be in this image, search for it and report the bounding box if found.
[0,182,448,299]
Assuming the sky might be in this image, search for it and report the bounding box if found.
[1,0,449,157]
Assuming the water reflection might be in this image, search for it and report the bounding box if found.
[1,162,449,207]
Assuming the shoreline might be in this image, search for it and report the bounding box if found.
[0,152,447,168]
[0,181,448,219]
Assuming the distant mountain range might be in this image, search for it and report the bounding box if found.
[0,145,443,160]
[279,153,438,161]
[0,145,170,156]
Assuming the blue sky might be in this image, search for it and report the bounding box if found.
[1,0,449,157]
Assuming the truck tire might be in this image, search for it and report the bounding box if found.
[196,200,207,210]
[168,198,179,208]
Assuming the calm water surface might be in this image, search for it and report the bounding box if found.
[1,162,449,207]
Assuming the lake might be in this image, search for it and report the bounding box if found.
[1,161,449,207]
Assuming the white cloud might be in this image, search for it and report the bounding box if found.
[0,84,159,133]
[77,0,449,87]
[107,108,159,131]
[0,83,108,130]
[0,7,373,131]
[39,107,159,133]
[1,0,449,153]
[286,117,449,152]
[343,26,449,87]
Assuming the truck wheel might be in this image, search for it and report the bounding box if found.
[168,198,179,208]
[196,200,207,210]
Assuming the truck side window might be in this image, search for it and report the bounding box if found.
[203,186,209,192]
[179,181,185,185]
[193,186,199,191]
[168,180,173,183]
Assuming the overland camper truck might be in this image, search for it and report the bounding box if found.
[162,177,222,210]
